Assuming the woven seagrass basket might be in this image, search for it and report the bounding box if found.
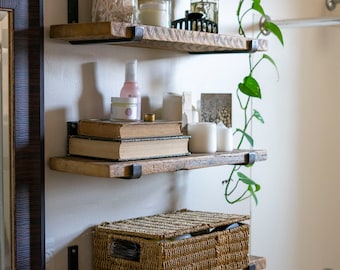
[93,209,250,270]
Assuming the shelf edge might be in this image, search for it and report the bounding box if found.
[49,150,267,179]
[246,255,266,270]
[49,22,268,53]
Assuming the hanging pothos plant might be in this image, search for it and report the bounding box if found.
[223,0,284,205]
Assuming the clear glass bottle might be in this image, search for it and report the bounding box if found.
[120,60,141,120]
[92,0,138,23]
[190,0,218,25]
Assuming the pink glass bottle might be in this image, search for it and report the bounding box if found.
[120,59,141,120]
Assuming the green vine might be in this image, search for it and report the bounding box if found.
[224,0,284,205]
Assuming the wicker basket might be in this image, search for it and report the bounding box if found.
[93,209,250,270]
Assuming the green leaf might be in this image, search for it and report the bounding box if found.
[237,172,261,205]
[248,185,259,205]
[235,128,254,147]
[253,109,264,124]
[264,21,284,46]
[237,172,256,185]
[252,2,265,16]
[238,76,261,98]
[262,54,279,78]
[262,54,276,68]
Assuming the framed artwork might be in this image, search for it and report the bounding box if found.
[201,93,232,127]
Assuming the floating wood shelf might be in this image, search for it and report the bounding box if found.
[247,256,266,270]
[49,21,268,54]
[49,149,267,179]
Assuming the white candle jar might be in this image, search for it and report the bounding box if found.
[110,97,138,121]
[138,0,172,27]
[187,122,217,153]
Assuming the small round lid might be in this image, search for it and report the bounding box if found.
[111,97,138,103]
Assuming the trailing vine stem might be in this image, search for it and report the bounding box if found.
[224,0,284,205]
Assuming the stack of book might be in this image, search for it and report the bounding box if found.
[67,119,190,161]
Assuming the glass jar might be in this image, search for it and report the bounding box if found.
[110,97,138,121]
[138,0,172,27]
[92,0,137,23]
[190,0,218,25]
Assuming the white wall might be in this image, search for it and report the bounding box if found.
[44,0,340,269]
[251,0,340,269]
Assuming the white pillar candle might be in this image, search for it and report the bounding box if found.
[187,122,217,153]
[192,109,199,123]
[217,125,233,152]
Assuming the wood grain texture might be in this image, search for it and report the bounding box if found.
[0,0,45,269]
[245,256,266,269]
[49,21,268,53]
[49,150,267,178]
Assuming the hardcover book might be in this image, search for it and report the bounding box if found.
[68,135,190,161]
[77,119,183,139]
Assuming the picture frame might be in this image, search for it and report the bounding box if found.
[200,93,232,127]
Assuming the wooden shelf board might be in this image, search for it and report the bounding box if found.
[49,21,268,53]
[245,256,266,270]
[49,149,267,179]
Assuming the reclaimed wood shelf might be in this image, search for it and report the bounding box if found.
[49,21,268,54]
[49,149,267,179]
[246,256,266,270]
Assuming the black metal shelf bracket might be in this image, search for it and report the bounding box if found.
[248,39,259,53]
[68,0,78,23]
[247,262,256,270]
[245,152,256,166]
[123,164,142,179]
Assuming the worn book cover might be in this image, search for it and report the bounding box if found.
[77,119,183,139]
[68,135,190,161]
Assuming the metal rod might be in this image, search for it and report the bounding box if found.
[259,16,340,35]
[274,16,340,28]
[259,0,340,34]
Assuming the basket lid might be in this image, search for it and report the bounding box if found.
[96,209,249,240]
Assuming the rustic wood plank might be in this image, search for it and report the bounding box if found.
[243,256,266,269]
[49,21,268,53]
[50,21,120,41]
[49,149,267,178]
